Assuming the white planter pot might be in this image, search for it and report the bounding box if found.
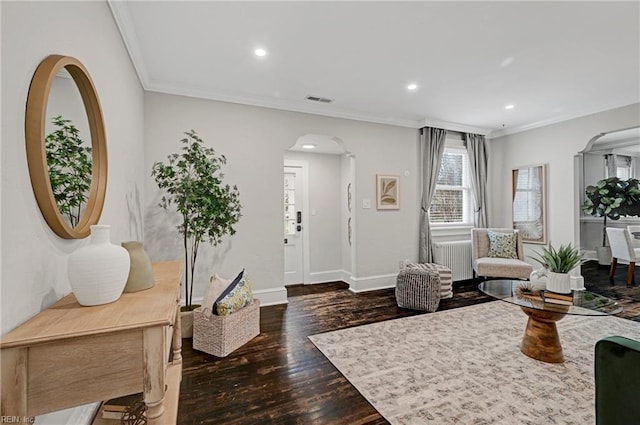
[68,225,130,306]
[546,271,572,294]
[596,246,612,266]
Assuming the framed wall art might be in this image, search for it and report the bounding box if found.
[376,174,400,210]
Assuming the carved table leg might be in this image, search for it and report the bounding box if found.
[172,303,182,364]
[520,307,567,363]
[143,326,165,424]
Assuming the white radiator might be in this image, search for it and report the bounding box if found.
[432,240,473,281]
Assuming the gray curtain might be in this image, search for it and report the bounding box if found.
[419,127,447,263]
[465,133,489,228]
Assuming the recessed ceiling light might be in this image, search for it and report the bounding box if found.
[500,57,514,68]
[505,104,515,110]
[254,48,267,57]
[407,83,418,91]
[301,144,316,149]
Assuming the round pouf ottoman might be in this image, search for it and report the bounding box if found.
[395,266,441,312]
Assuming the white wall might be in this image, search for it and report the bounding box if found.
[144,91,418,302]
[284,151,343,281]
[489,103,640,260]
[1,1,144,423]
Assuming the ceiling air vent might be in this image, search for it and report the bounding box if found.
[305,95,333,104]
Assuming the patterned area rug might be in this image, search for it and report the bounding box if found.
[309,301,640,425]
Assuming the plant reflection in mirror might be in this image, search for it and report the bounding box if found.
[45,115,92,227]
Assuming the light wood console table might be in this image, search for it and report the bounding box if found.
[1,261,183,424]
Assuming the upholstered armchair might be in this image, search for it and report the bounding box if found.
[605,227,639,286]
[471,228,533,280]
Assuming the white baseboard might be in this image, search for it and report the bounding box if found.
[309,269,348,284]
[253,287,288,306]
[348,273,397,293]
[341,270,352,283]
[183,286,287,309]
[583,250,597,261]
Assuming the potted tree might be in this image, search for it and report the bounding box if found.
[582,177,640,265]
[152,130,241,337]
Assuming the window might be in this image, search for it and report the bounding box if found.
[606,154,633,180]
[429,148,474,224]
[512,165,546,243]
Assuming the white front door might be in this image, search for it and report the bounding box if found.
[284,166,304,284]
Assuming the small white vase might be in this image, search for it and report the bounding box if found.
[529,269,547,290]
[68,225,130,306]
[546,271,572,294]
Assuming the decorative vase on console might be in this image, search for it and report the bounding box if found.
[68,224,130,306]
[121,241,155,293]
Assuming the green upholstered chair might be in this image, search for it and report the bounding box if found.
[595,336,640,425]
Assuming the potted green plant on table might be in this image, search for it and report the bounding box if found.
[582,177,640,265]
[530,243,585,294]
[45,115,92,227]
[152,130,241,337]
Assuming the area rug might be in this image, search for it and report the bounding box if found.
[309,301,640,425]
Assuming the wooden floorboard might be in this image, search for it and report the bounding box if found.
[178,262,639,424]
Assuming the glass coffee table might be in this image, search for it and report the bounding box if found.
[479,279,622,363]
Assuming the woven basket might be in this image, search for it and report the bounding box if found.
[193,299,260,357]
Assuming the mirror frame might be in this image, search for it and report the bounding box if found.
[512,163,547,244]
[25,55,107,239]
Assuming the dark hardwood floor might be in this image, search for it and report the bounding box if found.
[178,261,640,424]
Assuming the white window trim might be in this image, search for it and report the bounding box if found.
[429,146,475,227]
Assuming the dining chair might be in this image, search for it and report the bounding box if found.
[626,224,640,249]
[605,227,639,286]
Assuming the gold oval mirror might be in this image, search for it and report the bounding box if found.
[25,55,107,239]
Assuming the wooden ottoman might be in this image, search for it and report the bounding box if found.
[193,299,260,357]
[395,267,441,312]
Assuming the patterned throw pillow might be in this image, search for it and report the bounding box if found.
[213,270,253,316]
[487,230,518,259]
[210,270,244,310]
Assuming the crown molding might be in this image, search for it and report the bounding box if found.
[487,100,640,139]
[108,1,151,90]
[144,80,424,129]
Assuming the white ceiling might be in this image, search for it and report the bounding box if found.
[109,1,640,138]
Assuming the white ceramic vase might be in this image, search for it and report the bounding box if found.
[68,225,130,306]
[529,269,547,290]
[546,271,572,294]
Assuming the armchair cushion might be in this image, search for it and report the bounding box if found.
[474,257,533,280]
[487,230,518,259]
